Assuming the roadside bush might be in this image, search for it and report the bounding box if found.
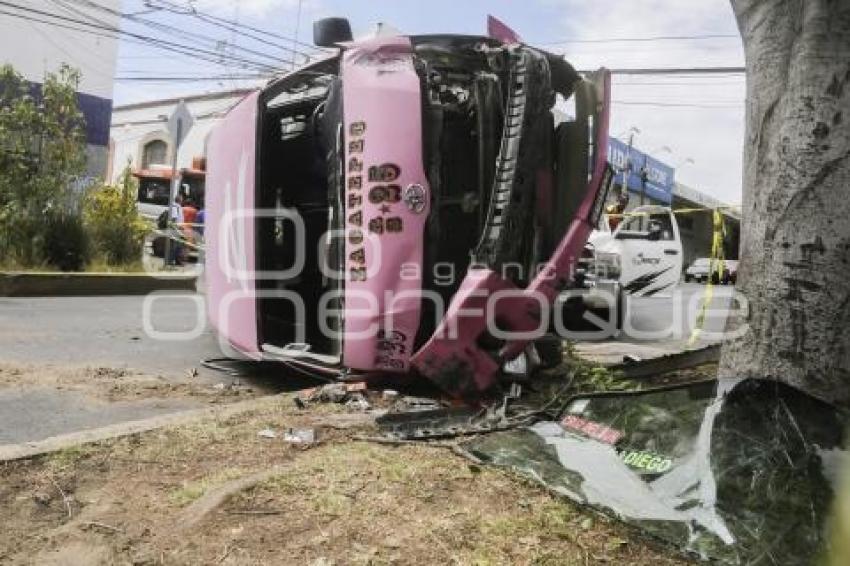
[42,209,89,271]
[84,167,148,266]
[0,63,87,268]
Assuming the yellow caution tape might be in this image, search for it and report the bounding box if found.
[688,208,726,346]
[142,219,205,228]
[152,231,205,252]
[167,235,204,252]
[606,205,741,218]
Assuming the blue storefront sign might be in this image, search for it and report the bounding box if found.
[607,137,675,204]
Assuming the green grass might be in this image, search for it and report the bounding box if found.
[0,255,145,273]
[169,467,248,507]
[44,445,95,472]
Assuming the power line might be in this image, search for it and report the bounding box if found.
[541,33,739,45]
[290,0,304,70]
[0,5,195,66]
[59,0,302,67]
[225,2,242,90]
[88,0,310,59]
[0,6,114,39]
[0,0,281,71]
[0,1,246,69]
[143,0,330,56]
[191,11,325,59]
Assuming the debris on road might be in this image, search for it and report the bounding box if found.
[282,428,317,445]
[296,382,379,411]
[344,394,371,412]
[381,389,399,401]
[393,396,443,412]
[376,384,532,441]
[302,383,348,404]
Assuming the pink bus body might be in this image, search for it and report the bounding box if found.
[205,18,611,398]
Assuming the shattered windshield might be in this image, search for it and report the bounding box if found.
[466,378,848,564]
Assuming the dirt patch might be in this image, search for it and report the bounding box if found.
[0,397,689,565]
[0,362,258,404]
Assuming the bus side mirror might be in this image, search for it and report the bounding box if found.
[313,17,353,47]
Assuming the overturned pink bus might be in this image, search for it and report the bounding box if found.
[204,16,611,400]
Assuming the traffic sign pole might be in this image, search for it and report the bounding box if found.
[163,101,194,269]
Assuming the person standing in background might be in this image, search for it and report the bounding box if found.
[181,198,199,261]
[168,194,184,266]
[182,198,198,226]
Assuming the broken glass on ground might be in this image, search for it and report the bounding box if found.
[465,378,848,564]
[375,384,537,440]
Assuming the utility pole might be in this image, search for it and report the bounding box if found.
[291,0,303,70]
[625,132,637,206]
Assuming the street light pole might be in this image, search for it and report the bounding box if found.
[624,132,642,206]
[615,127,640,211]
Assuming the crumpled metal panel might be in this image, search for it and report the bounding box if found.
[465,378,848,564]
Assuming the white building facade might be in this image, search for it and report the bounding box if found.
[108,89,252,182]
[108,89,252,218]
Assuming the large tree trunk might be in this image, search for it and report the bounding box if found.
[720,0,850,405]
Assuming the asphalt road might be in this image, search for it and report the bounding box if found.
[625,282,736,340]
[0,389,197,445]
[0,294,226,445]
[0,283,736,445]
[0,293,223,378]
[574,282,738,364]
[0,283,735,375]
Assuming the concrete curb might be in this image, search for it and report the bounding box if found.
[0,396,378,462]
[0,271,197,297]
[0,395,283,462]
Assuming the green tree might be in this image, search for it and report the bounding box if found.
[84,164,148,266]
[0,63,87,267]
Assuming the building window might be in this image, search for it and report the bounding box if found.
[141,139,168,168]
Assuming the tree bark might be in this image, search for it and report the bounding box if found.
[720,0,850,405]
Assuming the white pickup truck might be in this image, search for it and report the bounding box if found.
[575,205,683,330]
